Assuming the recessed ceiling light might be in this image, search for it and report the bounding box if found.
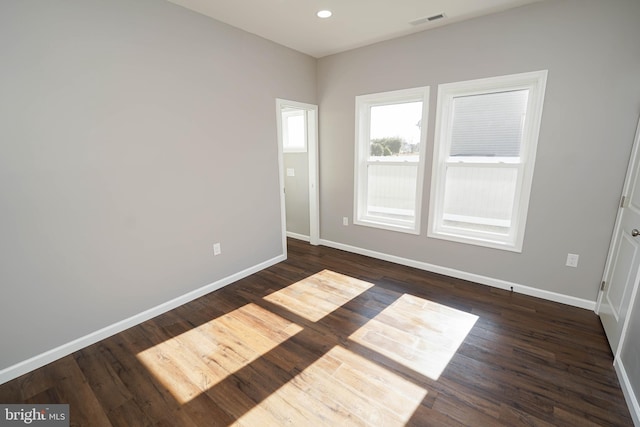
[317,10,332,18]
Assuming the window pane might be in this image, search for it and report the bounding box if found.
[442,166,518,235]
[283,109,306,152]
[369,102,422,161]
[286,114,305,148]
[367,163,417,221]
[450,90,528,158]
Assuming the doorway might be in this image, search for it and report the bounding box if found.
[276,99,319,255]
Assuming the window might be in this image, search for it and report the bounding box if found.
[354,87,429,234]
[282,107,307,153]
[428,71,547,252]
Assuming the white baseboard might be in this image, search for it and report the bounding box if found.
[0,239,599,386]
[319,239,596,310]
[615,358,640,426]
[286,231,310,242]
[0,254,286,386]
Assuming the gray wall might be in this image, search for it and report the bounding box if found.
[284,153,310,237]
[0,0,316,370]
[317,0,640,302]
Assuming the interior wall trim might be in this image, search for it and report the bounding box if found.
[286,231,310,242]
[0,254,286,386]
[319,239,596,311]
[615,358,640,426]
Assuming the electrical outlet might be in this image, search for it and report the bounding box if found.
[343,217,349,226]
[566,253,579,268]
[213,243,221,256]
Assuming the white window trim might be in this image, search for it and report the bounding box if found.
[428,70,548,252]
[354,86,429,234]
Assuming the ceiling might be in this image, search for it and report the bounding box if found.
[166,0,544,58]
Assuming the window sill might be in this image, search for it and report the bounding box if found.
[354,217,420,235]
[427,229,522,253]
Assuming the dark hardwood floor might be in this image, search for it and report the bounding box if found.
[0,239,633,426]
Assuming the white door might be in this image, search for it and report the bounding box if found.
[598,117,640,354]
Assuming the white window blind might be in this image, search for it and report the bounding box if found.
[450,90,528,158]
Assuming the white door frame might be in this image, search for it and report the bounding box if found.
[276,98,320,257]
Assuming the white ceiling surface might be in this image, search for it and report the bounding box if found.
[166,0,544,58]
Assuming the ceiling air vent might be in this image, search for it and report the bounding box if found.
[409,13,446,26]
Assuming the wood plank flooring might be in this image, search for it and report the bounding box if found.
[0,238,633,426]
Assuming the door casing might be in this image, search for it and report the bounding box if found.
[276,98,319,256]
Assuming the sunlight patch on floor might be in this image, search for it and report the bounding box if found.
[349,293,478,380]
[234,345,427,426]
[263,269,374,322]
[136,302,303,404]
